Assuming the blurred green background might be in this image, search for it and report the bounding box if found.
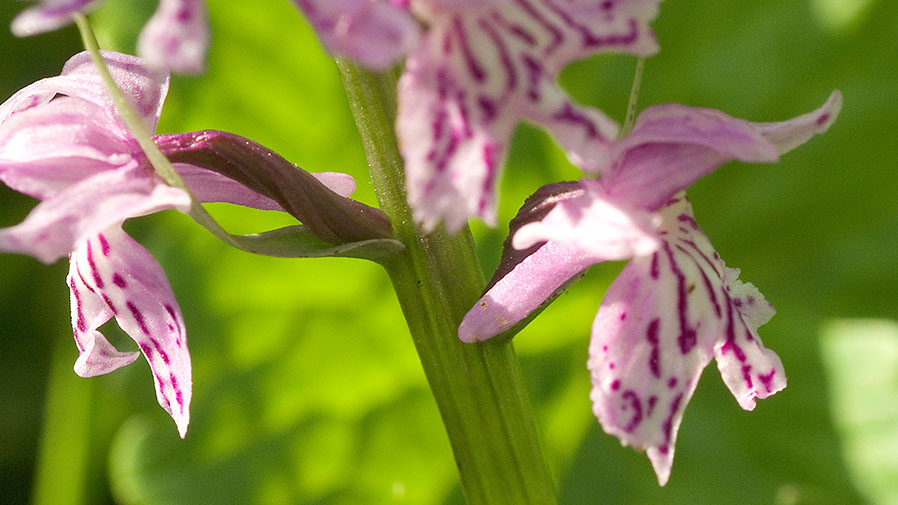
[1,0,896,504]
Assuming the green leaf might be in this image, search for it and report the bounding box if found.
[231,225,404,261]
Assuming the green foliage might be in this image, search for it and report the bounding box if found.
[822,320,898,505]
[1,0,896,504]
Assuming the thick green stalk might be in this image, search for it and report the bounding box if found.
[336,61,557,504]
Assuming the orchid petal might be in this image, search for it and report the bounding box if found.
[294,0,420,69]
[600,92,843,211]
[513,179,660,257]
[0,97,136,199]
[10,0,99,37]
[753,90,843,154]
[70,229,191,437]
[588,196,785,485]
[401,0,660,230]
[60,51,170,132]
[0,166,191,263]
[459,241,592,342]
[137,0,209,74]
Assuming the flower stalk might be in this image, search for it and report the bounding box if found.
[336,60,557,505]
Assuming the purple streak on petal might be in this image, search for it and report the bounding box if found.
[401,0,660,230]
[589,197,785,485]
[74,228,191,437]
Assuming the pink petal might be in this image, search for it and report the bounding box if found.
[0,166,191,263]
[137,0,210,74]
[0,97,136,199]
[294,0,420,69]
[600,92,843,212]
[459,240,593,342]
[753,90,842,154]
[10,0,100,37]
[401,0,660,230]
[588,196,784,485]
[512,179,660,257]
[69,228,191,437]
[60,51,170,132]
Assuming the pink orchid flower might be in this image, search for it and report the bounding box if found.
[11,0,209,74]
[294,0,662,230]
[459,91,842,483]
[0,51,355,436]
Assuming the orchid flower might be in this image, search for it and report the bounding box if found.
[11,0,209,74]
[0,51,356,436]
[294,0,663,231]
[459,91,842,483]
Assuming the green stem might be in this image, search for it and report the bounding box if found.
[620,57,646,139]
[336,60,557,504]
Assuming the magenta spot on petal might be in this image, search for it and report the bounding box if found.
[667,377,678,389]
[677,213,699,230]
[140,343,154,359]
[650,252,659,279]
[98,234,111,256]
[70,277,87,334]
[609,362,615,370]
[646,319,661,377]
[741,364,754,389]
[86,240,104,289]
[657,444,669,455]
[127,302,151,336]
[102,294,118,315]
[151,338,170,365]
[759,369,776,392]
[112,273,127,288]
[610,379,621,391]
[478,96,496,121]
[165,305,178,323]
[661,393,684,442]
[647,395,658,417]
[602,345,608,352]
[619,312,627,321]
[621,390,643,432]
[816,112,830,125]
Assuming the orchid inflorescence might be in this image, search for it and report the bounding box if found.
[3,0,840,486]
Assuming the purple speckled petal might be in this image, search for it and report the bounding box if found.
[137,0,209,74]
[0,166,191,264]
[513,179,660,257]
[401,0,660,230]
[599,92,843,211]
[459,240,593,342]
[294,0,420,69]
[69,228,191,437]
[176,163,356,211]
[588,195,785,485]
[10,0,100,37]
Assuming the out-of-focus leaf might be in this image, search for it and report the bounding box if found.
[821,319,898,505]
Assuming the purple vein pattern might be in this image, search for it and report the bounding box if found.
[294,0,662,231]
[401,0,661,231]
